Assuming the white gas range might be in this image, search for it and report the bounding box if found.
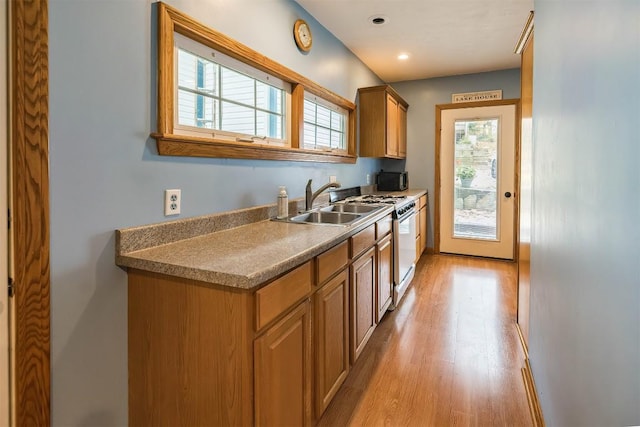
[333,191,417,309]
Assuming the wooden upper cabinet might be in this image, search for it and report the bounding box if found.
[398,103,407,157]
[385,94,399,157]
[358,85,409,159]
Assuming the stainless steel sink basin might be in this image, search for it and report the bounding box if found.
[274,202,389,227]
[320,204,382,214]
[289,211,361,225]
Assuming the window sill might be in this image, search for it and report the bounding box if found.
[152,133,357,164]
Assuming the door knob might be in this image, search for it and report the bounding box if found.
[505,192,512,198]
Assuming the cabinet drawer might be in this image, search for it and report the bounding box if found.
[317,240,349,285]
[351,224,375,259]
[375,214,392,239]
[255,261,313,331]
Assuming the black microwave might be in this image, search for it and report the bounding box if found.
[376,171,408,191]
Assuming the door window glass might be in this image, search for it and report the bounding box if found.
[453,118,498,240]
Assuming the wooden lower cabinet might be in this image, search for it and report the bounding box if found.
[255,300,312,426]
[350,246,377,363]
[128,270,254,426]
[419,207,427,251]
[415,194,428,259]
[128,229,394,426]
[314,270,350,418]
[376,233,393,322]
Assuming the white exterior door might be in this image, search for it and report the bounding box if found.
[439,104,517,259]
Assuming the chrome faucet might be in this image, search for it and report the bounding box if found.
[305,179,341,211]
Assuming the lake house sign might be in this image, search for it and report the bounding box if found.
[452,90,503,103]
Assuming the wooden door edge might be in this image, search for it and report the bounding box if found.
[11,0,51,425]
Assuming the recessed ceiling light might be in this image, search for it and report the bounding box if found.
[398,53,409,60]
[369,15,388,25]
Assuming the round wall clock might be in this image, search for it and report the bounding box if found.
[293,19,313,52]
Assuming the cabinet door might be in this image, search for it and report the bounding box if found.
[377,234,393,322]
[255,300,312,427]
[314,270,349,417]
[385,94,399,157]
[350,247,376,363]
[398,103,407,158]
[419,205,428,253]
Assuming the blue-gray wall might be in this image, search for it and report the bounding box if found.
[388,69,521,248]
[49,0,382,424]
[529,1,640,425]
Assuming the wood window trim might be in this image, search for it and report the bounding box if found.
[155,2,357,163]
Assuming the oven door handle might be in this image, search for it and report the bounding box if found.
[397,209,417,223]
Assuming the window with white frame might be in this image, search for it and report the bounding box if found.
[174,33,290,145]
[303,96,347,152]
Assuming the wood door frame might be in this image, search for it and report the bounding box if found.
[0,0,8,424]
[434,99,520,256]
[10,0,51,425]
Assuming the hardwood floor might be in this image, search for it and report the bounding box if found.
[318,254,533,427]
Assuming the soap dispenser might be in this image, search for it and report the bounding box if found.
[277,186,288,219]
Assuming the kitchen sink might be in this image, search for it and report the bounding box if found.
[320,204,382,214]
[289,211,361,225]
[275,202,389,227]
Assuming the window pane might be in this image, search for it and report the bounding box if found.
[303,100,316,122]
[256,82,283,114]
[256,111,283,139]
[316,104,331,128]
[303,98,348,150]
[174,34,293,144]
[330,111,343,131]
[304,122,316,147]
[221,101,255,135]
[316,127,331,148]
[331,131,343,149]
[221,67,254,106]
[178,89,217,129]
[178,49,217,95]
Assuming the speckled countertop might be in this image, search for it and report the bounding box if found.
[115,189,427,290]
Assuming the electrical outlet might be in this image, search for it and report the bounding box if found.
[329,175,337,183]
[366,174,371,185]
[164,189,181,216]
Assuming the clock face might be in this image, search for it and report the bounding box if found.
[294,19,312,52]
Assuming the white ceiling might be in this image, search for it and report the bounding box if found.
[294,0,533,82]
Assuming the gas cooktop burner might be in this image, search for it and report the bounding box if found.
[345,194,408,205]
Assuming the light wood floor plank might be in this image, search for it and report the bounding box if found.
[318,254,532,427]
